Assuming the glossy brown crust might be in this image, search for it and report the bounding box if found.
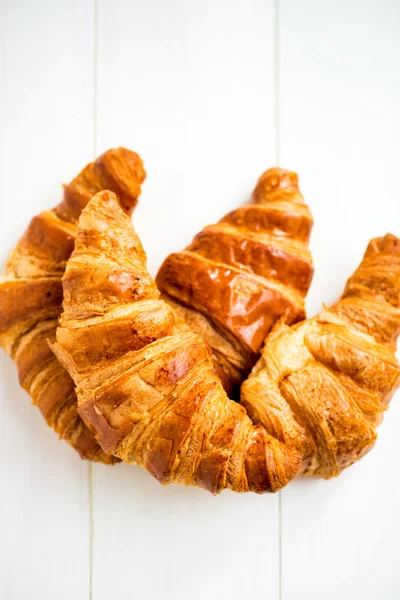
[189,225,313,293]
[159,251,305,356]
[241,234,400,478]
[58,147,145,221]
[0,148,145,462]
[52,193,300,494]
[156,168,313,393]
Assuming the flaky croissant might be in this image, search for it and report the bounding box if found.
[156,168,313,394]
[52,192,301,494]
[0,148,145,461]
[241,234,400,477]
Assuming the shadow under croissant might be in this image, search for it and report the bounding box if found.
[52,191,400,494]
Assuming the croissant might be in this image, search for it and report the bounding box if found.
[241,234,400,477]
[156,168,314,394]
[0,148,145,461]
[53,191,400,492]
[52,192,301,494]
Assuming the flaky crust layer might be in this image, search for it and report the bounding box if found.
[0,149,145,461]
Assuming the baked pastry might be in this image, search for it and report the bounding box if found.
[156,168,313,394]
[241,234,400,477]
[54,193,400,490]
[0,148,145,461]
[52,192,300,493]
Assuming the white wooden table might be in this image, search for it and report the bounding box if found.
[1,1,399,598]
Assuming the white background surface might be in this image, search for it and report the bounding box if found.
[0,1,399,598]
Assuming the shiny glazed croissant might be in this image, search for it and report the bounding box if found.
[0,148,145,461]
[52,192,300,494]
[156,168,314,394]
[242,234,400,477]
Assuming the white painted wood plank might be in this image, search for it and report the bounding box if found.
[279,2,400,598]
[93,1,279,599]
[0,1,94,598]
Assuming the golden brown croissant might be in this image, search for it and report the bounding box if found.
[54,193,400,491]
[241,234,400,477]
[0,148,145,461]
[52,192,301,494]
[156,168,314,394]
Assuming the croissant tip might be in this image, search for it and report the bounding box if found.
[257,166,298,181]
[366,233,400,256]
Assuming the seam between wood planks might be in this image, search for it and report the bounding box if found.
[274,2,282,600]
[90,1,99,599]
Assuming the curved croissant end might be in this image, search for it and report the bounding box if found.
[52,191,300,494]
[241,234,400,477]
[156,168,313,394]
[0,149,145,462]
